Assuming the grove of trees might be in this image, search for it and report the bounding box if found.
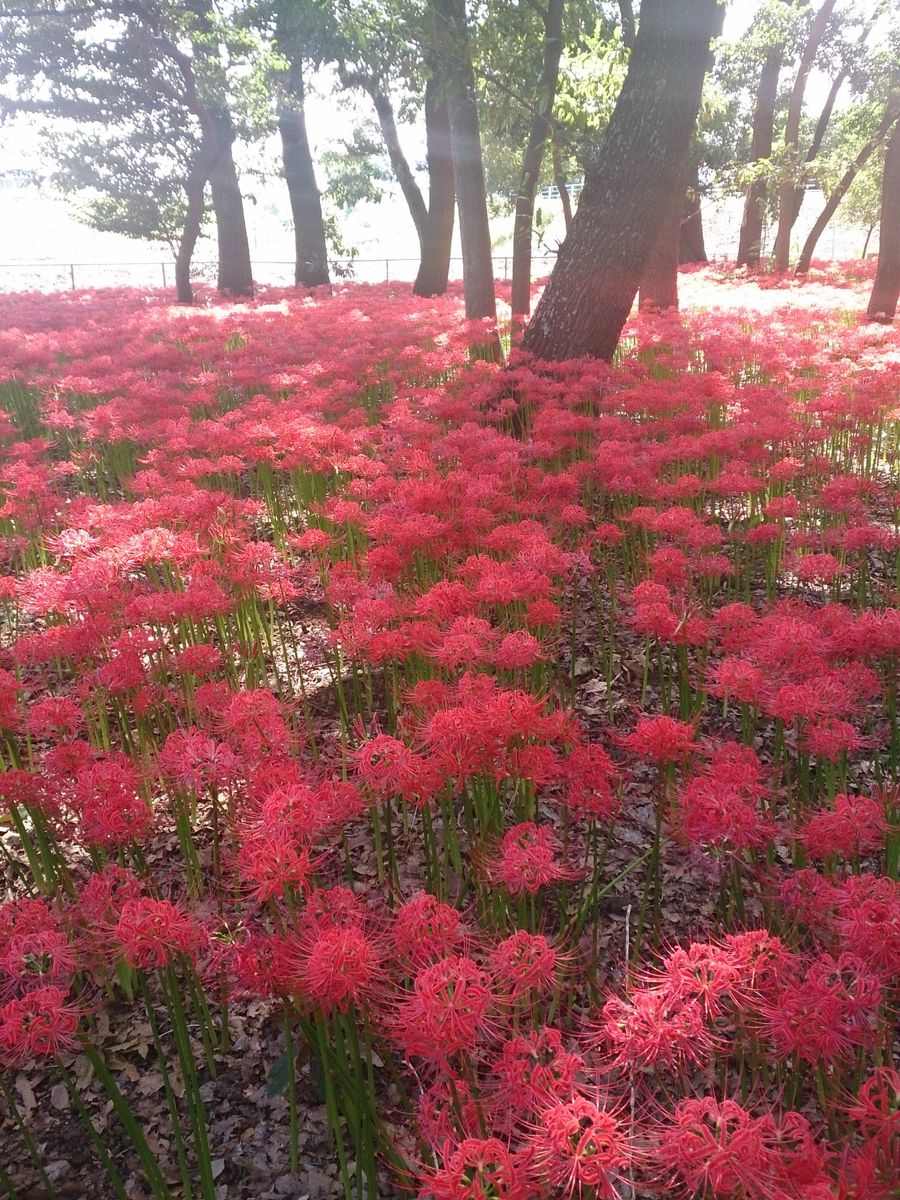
[1,0,898,351]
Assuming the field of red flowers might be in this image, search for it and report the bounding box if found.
[0,268,897,1200]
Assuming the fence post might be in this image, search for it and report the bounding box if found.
[161,262,167,288]
[385,259,389,281]
[69,264,76,290]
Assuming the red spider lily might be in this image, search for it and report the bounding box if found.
[830,874,900,976]
[113,898,206,969]
[486,823,581,897]
[72,752,154,847]
[419,1136,534,1200]
[760,953,881,1066]
[676,745,775,854]
[354,732,439,803]
[0,985,81,1062]
[654,941,742,1020]
[492,1026,585,1114]
[391,892,466,970]
[393,955,498,1067]
[0,929,76,1001]
[489,931,559,999]
[800,794,888,860]
[527,1095,631,1198]
[303,885,370,932]
[802,718,869,761]
[597,985,716,1071]
[557,743,620,822]
[845,1068,900,1148]
[663,1092,840,1197]
[229,932,301,999]
[158,727,240,793]
[621,715,697,764]
[299,923,384,1015]
[235,830,317,903]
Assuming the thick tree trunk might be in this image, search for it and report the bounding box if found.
[433,0,498,335]
[521,0,723,362]
[510,0,565,316]
[772,0,839,270]
[867,115,900,322]
[640,151,690,309]
[796,104,900,275]
[280,107,330,287]
[414,78,456,297]
[208,108,254,297]
[679,162,707,264]
[737,44,782,267]
[279,60,330,288]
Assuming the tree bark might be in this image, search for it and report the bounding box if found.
[150,12,252,299]
[796,103,900,275]
[207,107,254,297]
[414,77,456,297]
[521,0,723,362]
[175,150,210,303]
[617,0,636,49]
[279,58,330,288]
[552,137,573,234]
[372,89,429,242]
[432,0,498,337]
[779,68,847,260]
[772,0,839,270]
[737,43,783,267]
[867,113,900,321]
[182,0,254,297]
[640,151,690,309]
[511,0,565,316]
[679,161,707,264]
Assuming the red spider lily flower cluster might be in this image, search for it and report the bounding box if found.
[0,270,897,1198]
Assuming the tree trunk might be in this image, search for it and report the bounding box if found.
[679,162,707,264]
[208,107,254,297]
[414,78,456,297]
[279,59,330,288]
[779,68,847,262]
[372,89,429,243]
[552,138,573,235]
[772,0,839,270]
[867,114,900,322]
[640,151,690,309]
[737,43,782,267]
[796,103,900,275]
[433,0,498,336]
[165,3,253,298]
[617,0,636,49]
[510,0,565,316]
[521,0,723,362]
[175,150,210,303]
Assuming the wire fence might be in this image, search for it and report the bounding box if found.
[0,254,561,294]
